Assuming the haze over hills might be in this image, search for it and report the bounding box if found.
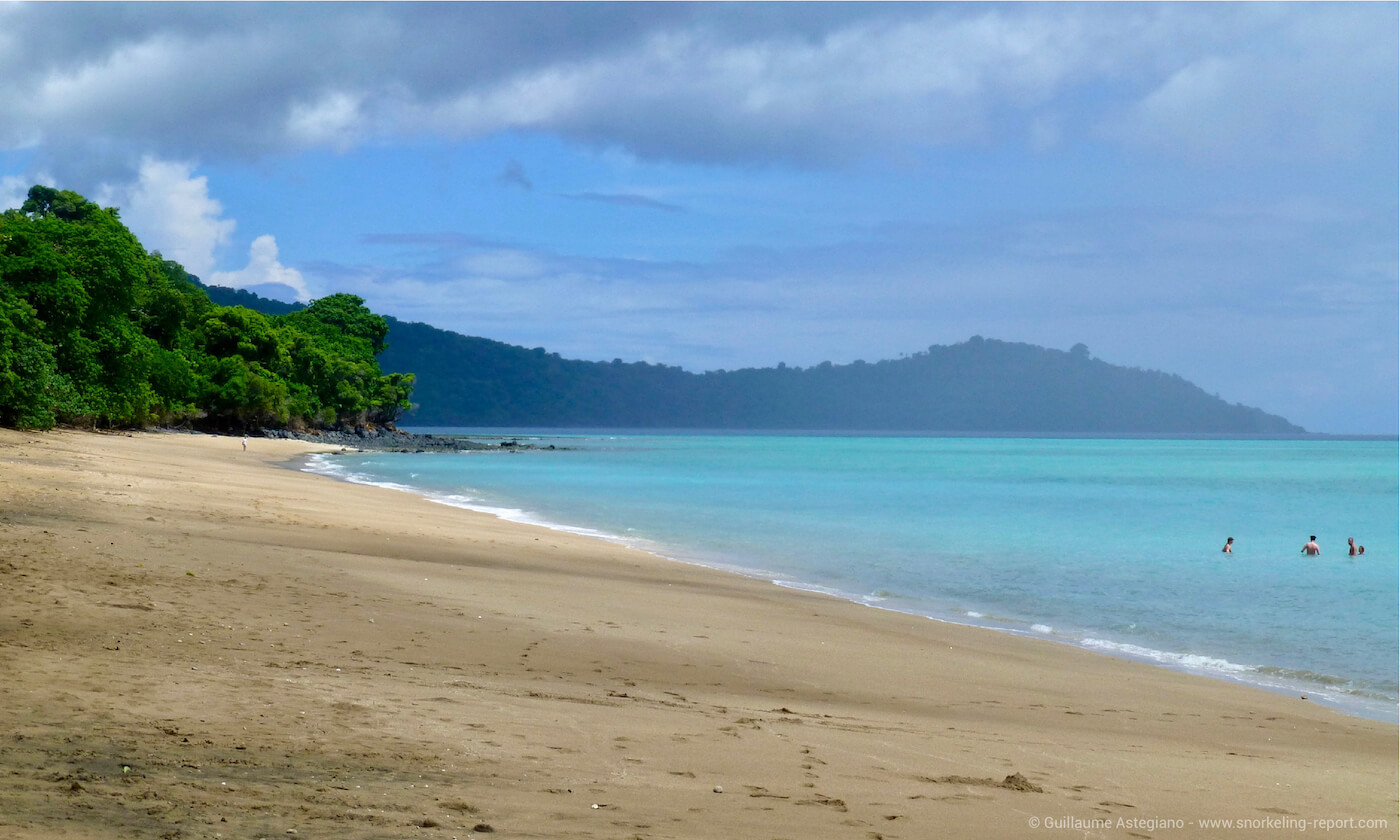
[195,281,1304,435]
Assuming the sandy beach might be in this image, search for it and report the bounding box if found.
[0,428,1394,839]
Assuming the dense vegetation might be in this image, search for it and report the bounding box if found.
[204,285,1302,434]
[377,323,1302,433]
[0,186,412,431]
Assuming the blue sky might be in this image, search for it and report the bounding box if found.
[1,2,1395,433]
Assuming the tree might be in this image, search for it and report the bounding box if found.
[286,293,390,358]
[1,187,156,426]
[0,186,416,431]
[0,287,69,428]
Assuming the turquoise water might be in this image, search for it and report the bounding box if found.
[303,432,1399,721]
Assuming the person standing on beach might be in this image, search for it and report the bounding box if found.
[242,436,248,452]
[1222,537,1233,553]
[1301,536,1321,556]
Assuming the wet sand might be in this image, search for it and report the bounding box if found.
[0,428,1394,839]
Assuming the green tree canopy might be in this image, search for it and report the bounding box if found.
[0,185,414,431]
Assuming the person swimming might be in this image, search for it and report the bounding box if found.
[1348,537,1365,556]
[1302,536,1321,556]
[1222,537,1233,553]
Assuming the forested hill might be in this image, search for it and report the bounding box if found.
[201,283,1304,434]
[0,187,412,431]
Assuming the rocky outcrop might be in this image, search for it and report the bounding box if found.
[260,426,493,452]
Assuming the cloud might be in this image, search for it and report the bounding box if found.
[210,234,312,302]
[285,91,365,151]
[1099,4,1396,163]
[95,157,234,278]
[1,168,59,211]
[1106,16,1396,162]
[458,249,547,279]
[350,195,1394,344]
[86,157,313,301]
[1,174,37,210]
[401,7,1095,163]
[360,232,518,250]
[562,191,684,213]
[1,3,1391,179]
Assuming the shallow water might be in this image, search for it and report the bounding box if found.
[304,432,1399,721]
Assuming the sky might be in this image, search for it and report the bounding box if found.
[1,2,1395,434]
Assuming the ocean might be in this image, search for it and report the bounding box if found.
[300,431,1399,722]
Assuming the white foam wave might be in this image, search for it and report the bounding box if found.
[423,494,631,545]
[301,456,756,579]
[301,454,421,494]
[1080,638,1252,674]
[772,579,849,599]
[301,454,655,552]
[1076,637,1398,721]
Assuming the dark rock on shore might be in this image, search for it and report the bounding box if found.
[260,426,494,452]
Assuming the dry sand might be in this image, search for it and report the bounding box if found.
[0,428,1394,839]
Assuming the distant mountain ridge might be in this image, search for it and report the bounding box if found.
[195,281,1304,434]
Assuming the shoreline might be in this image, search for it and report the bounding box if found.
[1,428,1395,839]
[402,425,1400,442]
[302,446,1398,724]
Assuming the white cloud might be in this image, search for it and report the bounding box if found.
[4,4,1390,172]
[210,234,312,301]
[1104,5,1395,162]
[96,157,234,278]
[91,157,310,300]
[33,36,186,126]
[458,249,547,279]
[285,91,365,150]
[0,169,57,211]
[407,9,1089,159]
[1,175,34,210]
